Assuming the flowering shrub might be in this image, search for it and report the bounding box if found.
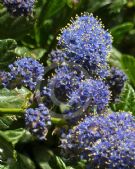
[0,1,135,169]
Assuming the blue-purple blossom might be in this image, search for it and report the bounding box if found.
[61,112,135,169]
[25,104,51,140]
[42,65,85,103]
[69,79,110,113]
[6,57,44,91]
[107,67,127,101]
[2,0,35,16]
[58,13,112,79]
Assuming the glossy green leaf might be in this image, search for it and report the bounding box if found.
[0,116,15,130]
[14,47,46,60]
[38,0,66,26]
[0,164,10,169]
[16,153,35,169]
[112,83,135,115]
[109,0,127,13]
[33,146,53,169]
[30,48,46,60]
[50,156,67,169]
[14,47,31,57]
[111,22,134,42]
[0,128,26,146]
[0,135,15,166]
[109,47,122,69]
[121,54,135,86]
[0,10,35,39]
[0,87,31,109]
[55,156,67,169]
[0,39,17,70]
[0,39,17,52]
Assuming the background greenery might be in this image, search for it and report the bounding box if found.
[0,0,135,168]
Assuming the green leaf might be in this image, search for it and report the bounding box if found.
[0,39,17,52]
[39,163,52,169]
[0,39,17,70]
[14,47,31,57]
[38,0,66,26]
[0,164,9,169]
[75,160,87,169]
[0,134,15,165]
[30,48,46,60]
[43,0,66,18]
[109,0,127,13]
[16,153,35,169]
[121,54,135,86]
[50,156,67,169]
[33,146,53,169]
[87,0,111,12]
[111,22,134,42]
[55,156,67,169]
[14,47,46,59]
[0,116,15,130]
[0,128,26,146]
[109,47,122,69]
[0,10,35,39]
[112,83,135,115]
[0,87,31,109]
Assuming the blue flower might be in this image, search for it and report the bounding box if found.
[58,13,112,79]
[6,57,44,91]
[42,65,85,104]
[69,79,110,113]
[2,0,35,16]
[61,112,135,169]
[107,67,127,101]
[25,104,51,140]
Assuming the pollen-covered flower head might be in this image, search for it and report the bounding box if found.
[69,79,110,113]
[58,13,112,79]
[25,104,51,140]
[6,57,44,91]
[2,0,35,16]
[61,112,135,169]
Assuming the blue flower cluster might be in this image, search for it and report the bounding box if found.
[58,13,112,79]
[2,0,35,16]
[43,65,85,103]
[107,67,127,101]
[4,57,44,91]
[25,104,51,140]
[61,112,135,169]
[69,79,110,113]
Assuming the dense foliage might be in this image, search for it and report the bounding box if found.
[0,0,135,169]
